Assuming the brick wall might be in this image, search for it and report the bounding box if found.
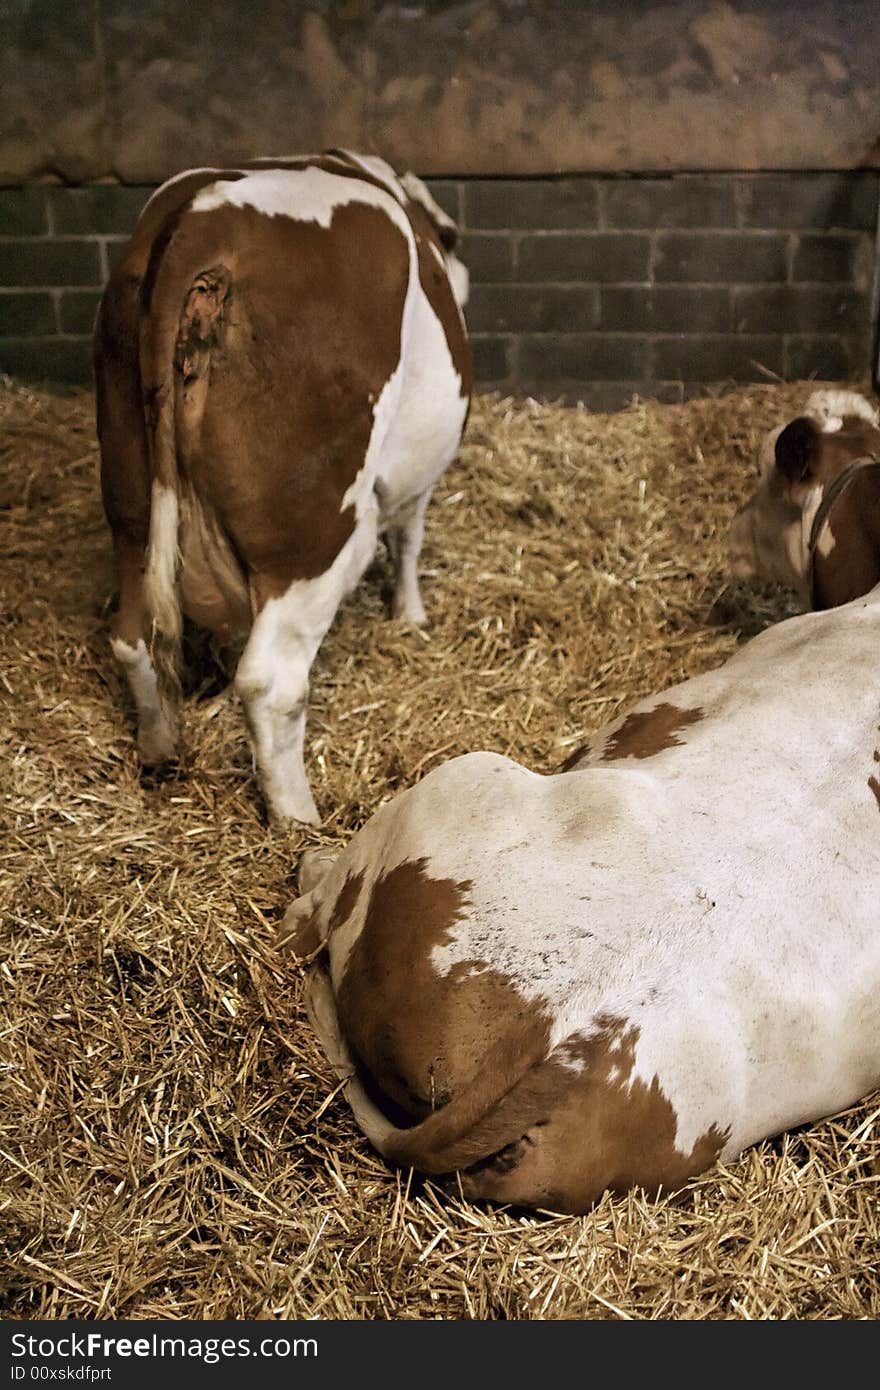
[445,172,880,409]
[1,173,878,409]
[0,185,147,384]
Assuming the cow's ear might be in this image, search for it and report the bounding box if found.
[775,416,820,483]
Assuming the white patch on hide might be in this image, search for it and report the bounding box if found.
[191,165,412,244]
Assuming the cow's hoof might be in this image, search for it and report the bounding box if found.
[137,717,178,767]
[276,893,324,957]
[267,800,321,832]
[393,602,429,628]
[298,846,339,894]
[138,759,181,789]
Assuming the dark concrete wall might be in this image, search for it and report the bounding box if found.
[2,1,880,183]
[1,172,876,406]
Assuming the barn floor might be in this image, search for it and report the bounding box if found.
[1,374,877,1320]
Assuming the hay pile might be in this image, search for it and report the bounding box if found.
[1,375,877,1321]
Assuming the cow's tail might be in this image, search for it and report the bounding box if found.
[140,228,234,698]
[139,241,187,695]
[305,963,554,1179]
[142,446,182,695]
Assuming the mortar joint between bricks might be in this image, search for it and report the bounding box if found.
[732,177,747,230]
[645,337,656,384]
[454,181,464,231]
[509,333,521,384]
[724,284,735,332]
[785,232,797,285]
[647,231,658,287]
[49,288,63,334]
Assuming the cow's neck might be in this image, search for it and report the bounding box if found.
[811,467,880,609]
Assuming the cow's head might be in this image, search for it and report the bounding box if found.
[729,390,880,607]
[399,171,470,310]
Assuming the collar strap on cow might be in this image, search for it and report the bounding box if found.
[807,453,880,605]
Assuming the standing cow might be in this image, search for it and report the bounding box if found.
[96,150,472,826]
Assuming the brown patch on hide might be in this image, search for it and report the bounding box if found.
[112,158,365,317]
[327,868,367,940]
[166,197,409,598]
[601,702,704,761]
[336,857,551,1120]
[869,774,880,812]
[458,1016,730,1215]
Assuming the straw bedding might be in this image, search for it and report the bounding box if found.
[1,374,877,1320]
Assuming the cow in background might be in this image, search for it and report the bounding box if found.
[729,389,880,610]
[96,150,471,826]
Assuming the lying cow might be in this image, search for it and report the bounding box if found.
[96,149,472,826]
[729,389,880,609]
[278,588,880,1213]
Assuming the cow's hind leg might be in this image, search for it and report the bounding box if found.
[110,534,178,765]
[235,533,375,828]
[384,487,432,626]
